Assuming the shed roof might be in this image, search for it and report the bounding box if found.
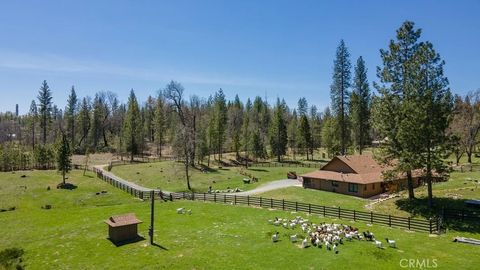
[105,213,142,227]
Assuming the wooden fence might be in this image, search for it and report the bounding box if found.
[162,191,440,234]
[442,207,480,222]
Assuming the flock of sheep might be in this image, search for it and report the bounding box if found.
[268,216,397,253]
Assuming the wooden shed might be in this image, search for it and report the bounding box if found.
[105,213,142,243]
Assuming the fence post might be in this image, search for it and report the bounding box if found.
[323,206,326,217]
[234,195,237,205]
[224,194,226,203]
[140,191,144,200]
[282,199,285,210]
[429,219,433,234]
[204,193,206,201]
[260,197,263,207]
[308,203,311,214]
[389,215,392,227]
[353,210,356,221]
[408,217,411,230]
[214,193,217,202]
[192,193,195,201]
[170,193,173,201]
[271,198,273,208]
[370,212,373,224]
[183,191,186,199]
[295,201,298,212]
[338,207,341,218]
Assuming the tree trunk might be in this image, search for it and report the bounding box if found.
[62,169,66,185]
[406,170,415,199]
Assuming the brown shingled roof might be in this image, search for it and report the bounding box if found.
[105,213,142,227]
[302,154,436,185]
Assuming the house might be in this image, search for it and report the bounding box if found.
[105,213,142,243]
[301,154,426,198]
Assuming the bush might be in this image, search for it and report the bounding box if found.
[0,247,24,270]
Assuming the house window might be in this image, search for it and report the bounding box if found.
[331,181,339,187]
[348,183,358,193]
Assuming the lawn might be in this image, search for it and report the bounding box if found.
[258,186,369,211]
[110,161,314,192]
[1,170,480,269]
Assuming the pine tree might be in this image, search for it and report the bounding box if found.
[154,94,166,157]
[144,95,155,142]
[214,89,227,160]
[65,86,78,148]
[37,80,53,145]
[299,114,312,160]
[288,109,299,160]
[78,97,91,149]
[350,56,371,154]
[56,132,72,186]
[123,89,143,161]
[330,40,351,155]
[28,100,38,151]
[269,98,288,162]
[228,95,244,159]
[373,21,423,200]
[242,98,252,167]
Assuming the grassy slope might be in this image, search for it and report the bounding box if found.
[259,186,368,210]
[258,171,480,218]
[110,161,313,192]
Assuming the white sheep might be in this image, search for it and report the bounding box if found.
[325,241,331,250]
[187,209,192,215]
[290,234,298,243]
[273,220,280,226]
[333,244,338,254]
[283,222,289,229]
[315,238,322,247]
[385,238,396,248]
[272,232,279,242]
[374,240,383,248]
[176,207,185,214]
[289,222,296,229]
[301,238,309,248]
[268,219,274,225]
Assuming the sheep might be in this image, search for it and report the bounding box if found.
[272,232,279,242]
[176,207,185,214]
[283,222,289,229]
[268,219,274,225]
[273,220,281,226]
[325,241,332,250]
[374,240,383,248]
[301,238,309,248]
[333,244,338,254]
[290,234,298,243]
[385,238,396,248]
[315,238,322,248]
[187,209,192,215]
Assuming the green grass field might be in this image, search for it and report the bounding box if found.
[1,170,480,269]
[110,161,314,192]
[258,170,480,220]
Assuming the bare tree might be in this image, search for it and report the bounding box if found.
[164,81,194,190]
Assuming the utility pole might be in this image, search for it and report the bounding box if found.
[149,190,154,245]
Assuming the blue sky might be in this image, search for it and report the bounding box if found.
[0,0,479,114]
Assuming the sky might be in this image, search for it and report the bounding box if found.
[0,0,479,114]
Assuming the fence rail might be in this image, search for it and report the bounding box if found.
[161,191,440,234]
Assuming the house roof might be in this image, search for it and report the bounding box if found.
[321,154,386,174]
[302,154,437,185]
[301,170,383,184]
[105,213,142,227]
